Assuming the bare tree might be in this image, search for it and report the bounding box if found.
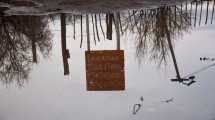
[0,14,52,86]
[120,6,191,65]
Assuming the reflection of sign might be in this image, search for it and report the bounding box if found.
[85,50,125,91]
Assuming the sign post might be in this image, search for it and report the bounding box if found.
[85,13,125,91]
[85,50,125,91]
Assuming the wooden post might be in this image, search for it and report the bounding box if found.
[32,39,37,63]
[211,0,215,24]
[86,14,90,51]
[205,1,209,24]
[80,15,83,48]
[106,13,113,40]
[174,5,177,27]
[73,15,76,40]
[91,14,96,45]
[190,2,193,26]
[114,13,120,50]
[106,14,109,38]
[194,2,198,27]
[168,7,172,32]
[31,22,37,63]
[109,13,113,40]
[117,13,123,35]
[94,14,100,42]
[180,4,183,25]
[61,13,70,75]
[199,1,203,26]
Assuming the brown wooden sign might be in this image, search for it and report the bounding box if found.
[85,50,125,91]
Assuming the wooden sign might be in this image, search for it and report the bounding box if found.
[85,50,125,91]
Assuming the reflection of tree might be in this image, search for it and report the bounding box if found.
[60,13,70,75]
[57,6,191,65]
[0,15,52,86]
[122,6,191,64]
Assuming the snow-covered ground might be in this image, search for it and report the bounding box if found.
[0,0,191,15]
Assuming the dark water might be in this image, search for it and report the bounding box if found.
[0,0,215,120]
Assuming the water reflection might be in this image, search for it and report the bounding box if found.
[60,13,70,75]
[0,0,214,87]
[64,5,192,89]
[0,15,52,86]
[59,1,214,90]
[130,6,190,64]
